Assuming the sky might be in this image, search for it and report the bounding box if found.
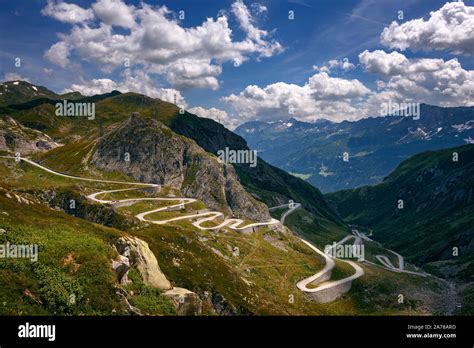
[0,0,473,129]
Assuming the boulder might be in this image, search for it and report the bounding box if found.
[163,287,202,316]
[114,236,172,290]
[112,255,130,284]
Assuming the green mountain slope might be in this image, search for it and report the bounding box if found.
[169,112,344,226]
[326,144,474,264]
[2,81,343,227]
[0,81,460,315]
[0,81,59,107]
[326,144,474,313]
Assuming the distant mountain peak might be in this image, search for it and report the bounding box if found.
[92,112,271,222]
[0,80,59,107]
[236,104,474,192]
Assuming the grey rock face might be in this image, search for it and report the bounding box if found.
[112,255,131,285]
[0,116,59,154]
[163,287,202,316]
[92,113,270,221]
[113,236,203,315]
[114,236,172,290]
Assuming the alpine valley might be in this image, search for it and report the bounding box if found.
[235,104,474,193]
[0,80,472,316]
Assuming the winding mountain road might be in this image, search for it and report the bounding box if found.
[350,229,426,276]
[2,156,426,305]
[275,203,427,303]
[1,156,279,231]
[271,202,364,303]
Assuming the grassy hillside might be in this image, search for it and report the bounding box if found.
[0,81,59,107]
[169,112,344,226]
[2,82,344,228]
[0,81,462,315]
[0,155,451,315]
[326,144,474,265]
[326,144,474,313]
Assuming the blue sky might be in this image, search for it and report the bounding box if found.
[1,0,473,128]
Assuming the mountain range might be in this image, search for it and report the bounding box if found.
[0,80,340,225]
[0,80,356,315]
[235,104,474,192]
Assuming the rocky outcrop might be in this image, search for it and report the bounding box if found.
[91,113,270,221]
[113,236,172,290]
[162,287,202,316]
[112,255,131,285]
[41,188,131,230]
[0,116,59,154]
[112,236,202,315]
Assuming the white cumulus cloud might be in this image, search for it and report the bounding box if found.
[188,106,238,129]
[358,50,408,76]
[44,42,71,69]
[223,45,474,126]
[222,72,371,123]
[64,69,187,107]
[43,0,282,90]
[92,0,136,28]
[41,0,94,23]
[360,49,474,109]
[381,1,474,55]
[308,72,370,100]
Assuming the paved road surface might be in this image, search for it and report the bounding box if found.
[2,156,279,231]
